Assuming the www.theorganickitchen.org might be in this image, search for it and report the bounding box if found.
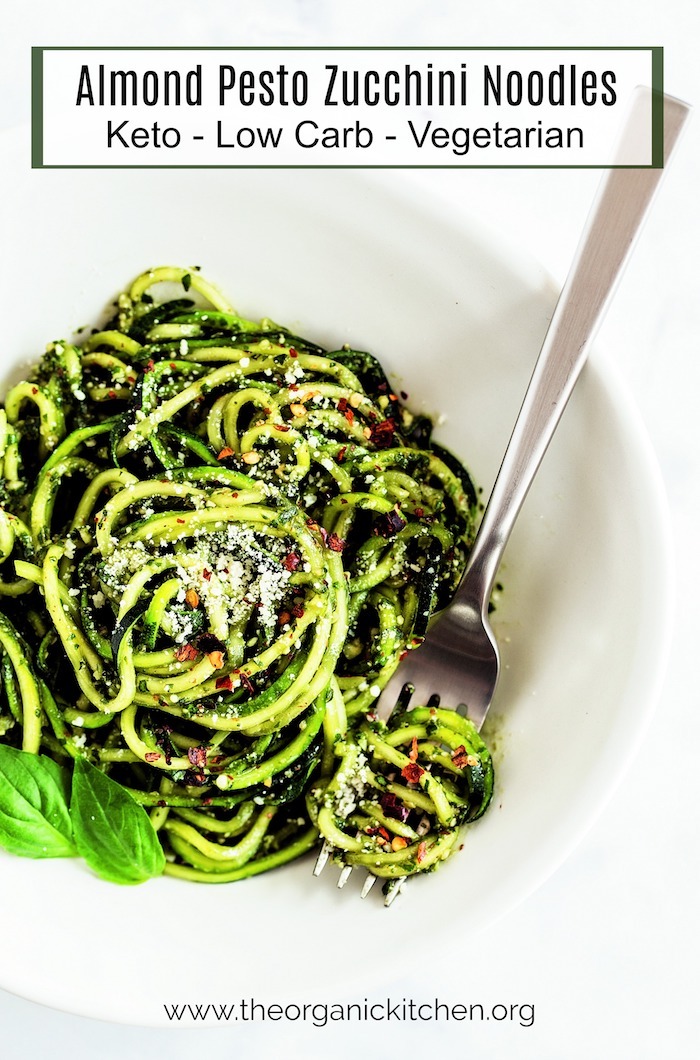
[162,997,536,1028]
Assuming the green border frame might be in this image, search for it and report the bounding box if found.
[31,46,663,170]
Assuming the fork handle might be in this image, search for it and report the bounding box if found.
[457,89,690,611]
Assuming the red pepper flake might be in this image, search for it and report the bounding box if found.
[217,446,234,460]
[108,389,117,400]
[414,506,425,518]
[289,347,298,358]
[291,603,305,618]
[409,736,419,763]
[344,408,355,425]
[31,386,39,395]
[369,418,396,449]
[373,508,407,539]
[336,446,347,463]
[401,762,425,784]
[144,359,155,372]
[416,841,428,864]
[377,826,391,844]
[185,589,199,608]
[187,746,207,768]
[274,423,291,432]
[337,398,349,413]
[207,650,225,669]
[170,362,177,370]
[327,532,346,552]
[235,670,255,695]
[215,675,233,691]
[202,568,212,581]
[176,518,185,524]
[144,751,161,763]
[451,745,469,769]
[379,792,410,823]
[175,643,199,662]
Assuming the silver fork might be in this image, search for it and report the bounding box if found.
[317,90,690,903]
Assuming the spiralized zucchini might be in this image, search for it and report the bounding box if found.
[0,266,493,888]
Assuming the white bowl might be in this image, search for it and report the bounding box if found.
[0,127,673,1025]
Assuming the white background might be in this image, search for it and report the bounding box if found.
[2,1,699,1057]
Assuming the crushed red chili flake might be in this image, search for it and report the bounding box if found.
[202,568,212,581]
[108,389,117,400]
[326,532,346,552]
[409,736,419,763]
[176,518,185,524]
[194,633,225,654]
[31,386,38,395]
[187,746,207,768]
[344,408,355,425]
[373,508,407,538]
[451,745,469,769]
[175,643,199,662]
[377,826,391,843]
[145,359,155,372]
[274,423,291,432]
[289,347,298,358]
[144,751,161,763]
[217,446,234,460]
[337,398,349,413]
[414,506,425,518]
[283,551,301,571]
[369,418,396,449]
[183,770,207,787]
[336,446,347,463]
[215,675,233,691]
[235,669,255,695]
[379,792,410,823]
[401,762,425,784]
[416,841,428,864]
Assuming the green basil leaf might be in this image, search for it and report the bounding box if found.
[0,745,75,858]
[70,758,165,884]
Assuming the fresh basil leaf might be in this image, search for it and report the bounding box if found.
[0,745,75,858]
[70,757,165,884]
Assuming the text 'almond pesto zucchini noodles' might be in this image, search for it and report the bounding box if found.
[0,267,494,895]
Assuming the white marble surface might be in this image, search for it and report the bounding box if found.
[1,2,698,1056]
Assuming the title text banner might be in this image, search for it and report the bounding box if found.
[33,47,661,168]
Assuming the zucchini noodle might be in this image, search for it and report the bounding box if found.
[0,266,493,889]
